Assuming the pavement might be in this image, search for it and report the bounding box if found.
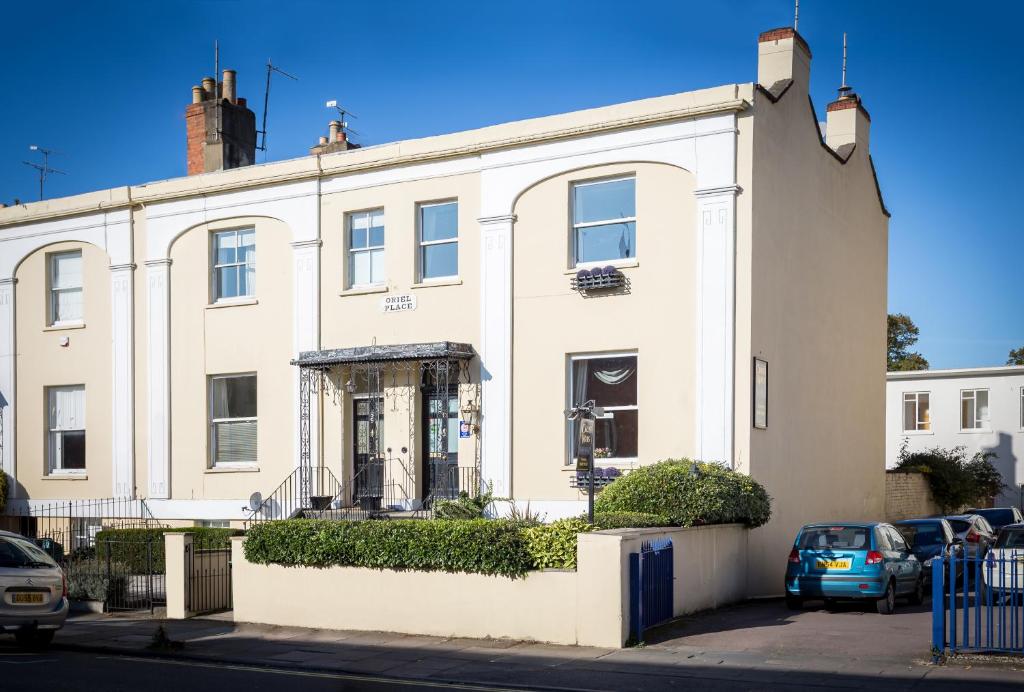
[13,600,1024,691]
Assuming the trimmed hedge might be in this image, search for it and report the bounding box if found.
[95,527,241,574]
[595,460,772,528]
[244,519,533,578]
[591,512,673,529]
[524,518,595,570]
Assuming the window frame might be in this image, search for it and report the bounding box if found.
[208,373,258,469]
[902,391,932,433]
[47,249,84,326]
[417,200,459,282]
[570,175,637,269]
[46,384,86,476]
[346,208,386,288]
[1020,386,1024,431]
[960,388,991,432]
[211,227,256,303]
[565,351,639,467]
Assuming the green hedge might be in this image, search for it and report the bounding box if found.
[66,561,128,602]
[524,518,594,570]
[244,519,533,578]
[591,512,673,529]
[595,460,772,528]
[95,527,241,574]
[0,470,8,513]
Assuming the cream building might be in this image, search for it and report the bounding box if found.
[0,27,888,591]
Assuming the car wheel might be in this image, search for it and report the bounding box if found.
[824,598,840,611]
[908,578,925,606]
[876,581,896,615]
[14,629,54,650]
[785,594,803,611]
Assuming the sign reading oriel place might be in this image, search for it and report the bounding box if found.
[380,294,417,313]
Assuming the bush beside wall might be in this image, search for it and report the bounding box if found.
[591,512,673,529]
[0,471,8,514]
[94,527,241,574]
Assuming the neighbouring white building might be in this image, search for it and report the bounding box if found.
[886,366,1024,506]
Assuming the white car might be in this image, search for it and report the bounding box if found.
[981,523,1024,600]
[0,530,68,648]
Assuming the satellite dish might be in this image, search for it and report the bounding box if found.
[248,492,264,512]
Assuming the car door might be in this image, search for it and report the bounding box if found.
[885,526,917,592]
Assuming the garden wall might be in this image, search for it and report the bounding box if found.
[229,523,748,648]
[885,470,942,521]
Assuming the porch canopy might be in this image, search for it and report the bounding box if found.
[291,341,476,368]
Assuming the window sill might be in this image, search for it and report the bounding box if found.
[901,430,934,436]
[42,473,88,480]
[44,322,86,332]
[205,465,260,474]
[562,460,638,471]
[340,285,389,297]
[206,298,258,310]
[411,278,462,289]
[564,260,639,275]
[958,428,993,435]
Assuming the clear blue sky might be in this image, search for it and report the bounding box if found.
[1,1,1021,368]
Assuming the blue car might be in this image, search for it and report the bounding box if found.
[785,522,924,614]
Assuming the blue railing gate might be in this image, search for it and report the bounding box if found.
[932,551,1024,659]
[629,538,674,644]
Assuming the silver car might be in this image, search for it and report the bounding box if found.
[0,530,68,648]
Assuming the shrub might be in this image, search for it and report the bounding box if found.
[66,562,128,602]
[0,470,7,513]
[594,460,772,528]
[433,485,496,520]
[523,518,595,570]
[894,442,1005,513]
[244,519,533,578]
[94,527,241,574]
[591,512,673,529]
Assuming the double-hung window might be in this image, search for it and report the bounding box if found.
[568,354,638,464]
[571,177,636,266]
[212,228,255,301]
[961,388,990,431]
[47,385,86,474]
[419,201,458,280]
[49,250,83,325]
[348,209,385,287]
[902,392,931,432]
[209,374,257,467]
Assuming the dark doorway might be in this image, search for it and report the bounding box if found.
[421,381,459,503]
[352,396,384,509]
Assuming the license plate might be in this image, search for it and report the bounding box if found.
[815,559,851,570]
[11,593,45,604]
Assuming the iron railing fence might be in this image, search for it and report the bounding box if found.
[4,497,161,553]
[629,538,675,645]
[244,466,342,528]
[187,532,233,615]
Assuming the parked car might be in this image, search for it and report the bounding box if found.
[785,522,924,614]
[0,530,68,648]
[965,507,1024,535]
[893,518,963,589]
[945,514,997,559]
[980,523,1024,601]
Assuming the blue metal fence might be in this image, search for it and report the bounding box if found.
[629,538,674,644]
[932,552,1024,658]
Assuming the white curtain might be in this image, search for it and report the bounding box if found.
[593,365,636,386]
[49,386,85,430]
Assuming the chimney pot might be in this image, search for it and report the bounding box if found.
[328,120,341,142]
[222,69,237,103]
[192,85,204,104]
[201,76,216,99]
[318,136,328,145]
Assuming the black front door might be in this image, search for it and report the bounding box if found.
[422,387,459,502]
[353,397,384,508]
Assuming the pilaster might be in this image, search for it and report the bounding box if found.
[110,263,136,497]
[145,258,172,498]
[0,278,16,495]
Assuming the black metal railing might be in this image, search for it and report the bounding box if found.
[187,533,233,615]
[303,459,408,522]
[244,466,342,528]
[414,466,482,519]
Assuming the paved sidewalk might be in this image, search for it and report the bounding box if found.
[43,607,1023,691]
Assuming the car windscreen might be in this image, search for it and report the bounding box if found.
[0,538,43,568]
[948,520,971,534]
[798,527,869,550]
[973,509,1015,527]
[995,530,1024,550]
[896,524,945,548]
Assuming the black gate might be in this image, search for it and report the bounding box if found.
[186,534,233,615]
[49,535,165,613]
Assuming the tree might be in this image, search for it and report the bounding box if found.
[887,313,929,371]
[1008,347,1024,366]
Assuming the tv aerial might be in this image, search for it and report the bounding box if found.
[258,59,299,157]
[22,145,65,201]
[325,100,359,138]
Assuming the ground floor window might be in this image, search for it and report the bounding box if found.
[568,353,638,464]
[209,374,257,467]
[47,385,86,474]
[196,520,230,528]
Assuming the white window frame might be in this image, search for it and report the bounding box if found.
[211,228,256,302]
[196,520,230,528]
[418,200,459,281]
[902,391,932,433]
[347,209,386,288]
[565,351,638,467]
[47,384,86,476]
[570,175,637,268]
[1019,386,1024,431]
[960,388,990,432]
[208,373,258,469]
[48,250,83,326]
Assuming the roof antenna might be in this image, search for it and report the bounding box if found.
[22,145,66,201]
[258,60,299,159]
[214,40,220,143]
[838,32,853,99]
[794,0,799,30]
[325,100,360,140]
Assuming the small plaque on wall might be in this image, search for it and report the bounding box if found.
[753,358,768,429]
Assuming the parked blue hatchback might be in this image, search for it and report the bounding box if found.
[785,522,924,614]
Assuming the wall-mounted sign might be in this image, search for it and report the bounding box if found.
[380,293,417,313]
[753,358,768,429]
[459,421,471,438]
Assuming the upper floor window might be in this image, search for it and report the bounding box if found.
[47,385,85,474]
[212,228,255,301]
[902,392,931,432]
[348,209,385,287]
[209,374,257,467]
[49,250,83,325]
[568,353,638,464]
[419,201,458,280]
[961,388,990,431]
[572,177,636,266]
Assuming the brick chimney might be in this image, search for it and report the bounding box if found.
[309,120,360,156]
[757,27,812,94]
[185,69,257,175]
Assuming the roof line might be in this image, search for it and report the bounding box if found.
[887,365,1024,380]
